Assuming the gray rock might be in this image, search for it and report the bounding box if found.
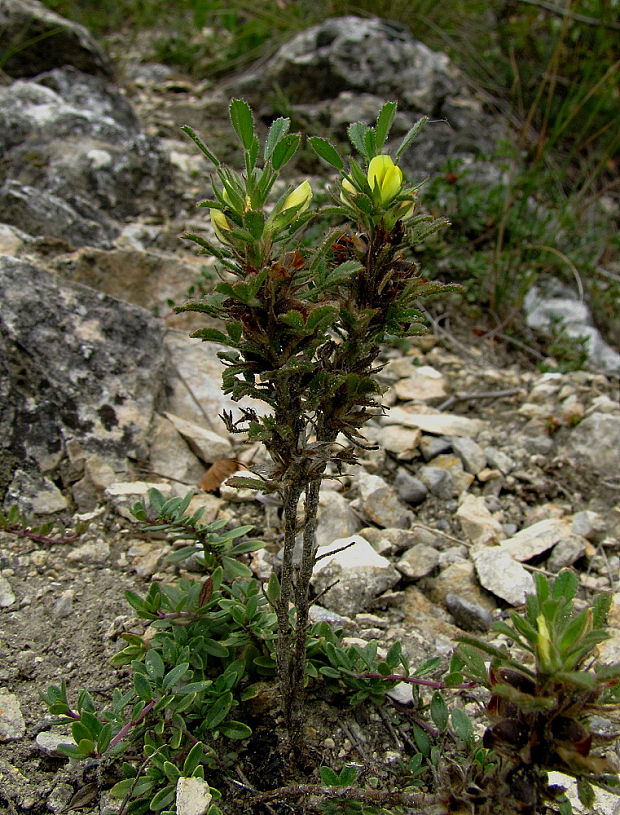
[52,589,74,618]
[311,535,401,616]
[35,730,74,756]
[547,536,586,571]
[483,446,516,474]
[393,468,428,505]
[525,279,620,374]
[0,68,172,246]
[4,470,68,515]
[445,593,493,632]
[565,412,620,474]
[385,409,485,437]
[234,17,504,176]
[0,0,114,79]
[451,436,487,475]
[0,689,25,741]
[0,258,166,498]
[164,412,232,463]
[472,547,535,606]
[314,489,360,548]
[0,576,16,608]
[418,465,455,499]
[396,543,439,579]
[355,470,413,529]
[456,494,504,546]
[419,435,452,461]
[500,518,575,562]
[176,777,212,815]
[571,510,607,541]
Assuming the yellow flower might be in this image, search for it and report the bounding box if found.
[367,154,403,205]
[282,180,312,213]
[210,208,232,244]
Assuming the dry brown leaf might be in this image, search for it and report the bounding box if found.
[199,458,244,492]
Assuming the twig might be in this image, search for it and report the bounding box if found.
[315,540,357,562]
[354,672,476,691]
[251,783,443,812]
[234,765,278,815]
[515,0,620,31]
[109,700,156,749]
[118,745,165,815]
[437,387,522,412]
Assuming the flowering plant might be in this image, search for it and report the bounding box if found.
[178,99,456,763]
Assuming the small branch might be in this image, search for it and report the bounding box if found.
[437,387,522,412]
[354,672,477,690]
[315,540,356,562]
[3,527,81,545]
[251,783,443,812]
[109,699,156,749]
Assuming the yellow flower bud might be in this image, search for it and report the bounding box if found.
[367,154,403,205]
[536,614,553,672]
[282,180,312,213]
[210,208,232,244]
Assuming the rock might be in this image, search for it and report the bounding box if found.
[426,560,494,611]
[354,470,413,528]
[393,365,448,403]
[500,518,577,562]
[35,730,74,756]
[426,454,474,494]
[0,68,171,247]
[311,535,401,616]
[52,589,74,618]
[313,489,360,548]
[149,415,204,484]
[164,412,232,463]
[0,758,37,810]
[176,777,212,815]
[571,510,607,541]
[0,223,28,256]
[235,17,504,177]
[419,435,452,461]
[0,576,16,608]
[0,689,26,741]
[4,470,68,515]
[565,412,620,474]
[219,470,257,503]
[375,425,422,460]
[105,481,174,521]
[456,494,504,546]
[418,466,455,499]
[384,408,485,437]
[525,279,620,374]
[66,540,111,564]
[547,536,586,571]
[0,258,167,498]
[0,0,114,79]
[472,547,535,605]
[396,543,439,579]
[483,446,515,474]
[451,437,487,475]
[445,593,493,632]
[393,468,428,504]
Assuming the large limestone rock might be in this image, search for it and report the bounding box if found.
[0,258,167,502]
[0,68,172,247]
[234,16,505,176]
[0,0,113,79]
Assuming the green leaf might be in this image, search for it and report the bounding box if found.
[412,723,431,757]
[181,125,220,167]
[229,98,255,150]
[552,570,578,602]
[395,116,429,162]
[134,672,153,702]
[339,765,359,786]
[149,785,175,812]
[577,779,595,809]
[145,650,165,681]
[375,101,397,149]
[271,134,300,170]
[162,663,190,691]
[218,720,252,740]
[451,708,474,744]
[347,122,371,158]
[430,691,449,732]
[264,117,290,161]
[183,742,205,776]
[320,766,340,787]
[308,136,344,170]
[203,693,233,730]
[244,210,265,241]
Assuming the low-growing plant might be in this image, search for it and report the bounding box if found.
[456,570,620,814]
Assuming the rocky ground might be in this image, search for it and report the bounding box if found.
[1,4,620,815]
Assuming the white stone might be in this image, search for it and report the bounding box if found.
[355,470,413,528]
[36,730,74,756]
[383,408,485,437]
[396,544,439,579]
[500,518,575,562]
[456,494,504,546]
[393,365,447,403]
[0,689,26,741]
[0,576,16,608]
[176,777,212,815]
[472,547,535,606]
[164,412,232,463]
[375,425,421,459]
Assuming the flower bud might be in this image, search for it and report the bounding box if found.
[210,208,232,244]
[282,180,312,214]
[367,154,403,205]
